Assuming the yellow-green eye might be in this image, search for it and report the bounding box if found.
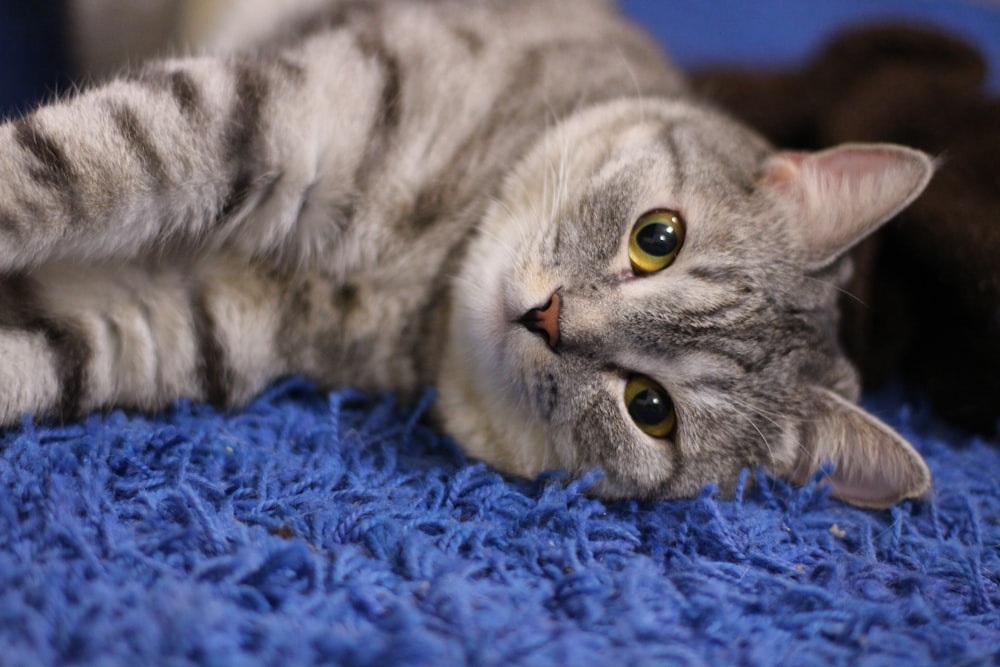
[628,209,685,274]
[624,375,676,438]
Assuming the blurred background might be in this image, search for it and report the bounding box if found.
[3,0,997,122]
[623,0,999,90]
[0,0,1000,122]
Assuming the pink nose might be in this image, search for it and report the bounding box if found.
[518,292,561,350]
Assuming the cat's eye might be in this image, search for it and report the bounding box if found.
[628,209,685,274]
[624,375,676,438]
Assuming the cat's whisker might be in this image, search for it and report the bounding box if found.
[539,113,575,260]
[615,45,647,123]
[728,404,785,492]
[538,100,570,213]
[547,146,567,225]
[802,274,870,308]
[724,393,803,474]
[729,403,773,457]
[725,393,789,427]
[474,214,521,263]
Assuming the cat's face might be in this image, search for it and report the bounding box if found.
[439,99,932,507]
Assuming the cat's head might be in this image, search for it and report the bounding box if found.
[439,98,933,508]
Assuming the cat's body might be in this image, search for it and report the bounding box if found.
[1,0,933,506]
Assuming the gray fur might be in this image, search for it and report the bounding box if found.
[0,0,933,507]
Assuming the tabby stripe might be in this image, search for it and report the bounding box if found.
[168,70,201,117]
[108,103,168,187]
[500,47,548,126]
[13,117,87,227]
[289,1,373,44]
[13,117,75,190]
[0,276,39,329]
[217,172,253,225]
[687,264,750,286]
[100,313,124,367]
[449,24,484,54]
[700,341,764,375]
[641,328,761,375]
[222,60,269,160]
[133,68,202,119]
[216,61,269,225]
[572,169,639,264]
[357,34,403,134]
[1,277,90,419]
[36,317,91,420]
[0,211,23,240]
[660,122,686,193]
[529,369,559,419]
[351,28,404,192]
[409,186,447,232]
[333,282,360,313]
[679,375,737,394]
[674,299,745,322]
[190,290,232,406]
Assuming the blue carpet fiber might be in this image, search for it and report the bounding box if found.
[2,380,999,666]
[2,2,1000,665]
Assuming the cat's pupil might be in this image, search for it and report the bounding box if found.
[628,387,673,426]
[636,223,679,257]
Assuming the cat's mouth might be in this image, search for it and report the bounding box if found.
[515,290,562,352]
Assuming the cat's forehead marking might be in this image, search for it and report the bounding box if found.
[657,121,686,193]
[591,118,765,224]
[685,262,752,285]
[670,127,760,197]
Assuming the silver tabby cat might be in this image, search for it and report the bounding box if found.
[1,0,933,507]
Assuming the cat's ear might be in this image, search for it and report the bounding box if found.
[784,386,931,508]
[761,143,934,271]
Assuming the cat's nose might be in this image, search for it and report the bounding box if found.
[517,292,561,350]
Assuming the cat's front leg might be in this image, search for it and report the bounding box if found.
[0,60,233,271]
[0,258,288,426]
[0,37,381,272]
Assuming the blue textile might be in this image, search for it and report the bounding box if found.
[1,2,999,665]
[1,381,998,665]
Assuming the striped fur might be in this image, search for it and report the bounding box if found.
[1,0,933,507]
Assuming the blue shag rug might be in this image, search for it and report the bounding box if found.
[1,2,999,665]
[1,380,998,665]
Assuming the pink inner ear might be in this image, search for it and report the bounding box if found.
[760,143,934,271]
[825,468,922,509]
[766,146,911,191]
[790,387,932,509]
[762,152,807,187]
[811,147,909,180]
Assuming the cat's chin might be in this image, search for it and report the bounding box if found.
[434,331,554,479]
[434,192,564,479]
